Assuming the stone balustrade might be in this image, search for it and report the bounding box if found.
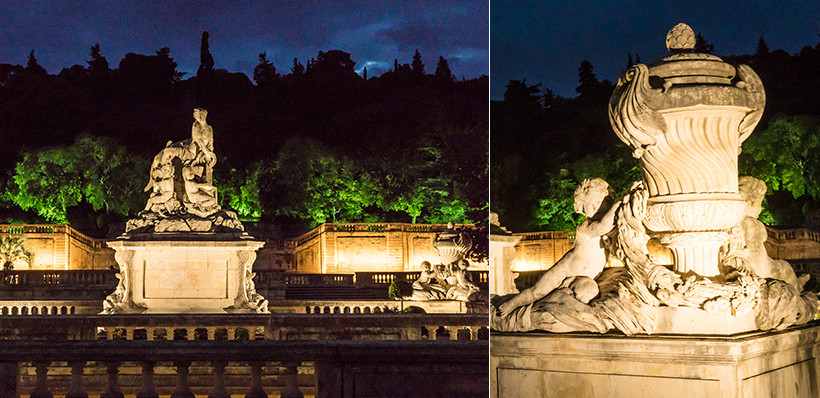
[0,339,488,397]
[284,273,354,286]
[0,313,488,342]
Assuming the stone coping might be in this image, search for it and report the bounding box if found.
[113,231,255,242]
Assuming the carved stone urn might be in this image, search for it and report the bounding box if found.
[432,222,473,265]
[608,23,765,276]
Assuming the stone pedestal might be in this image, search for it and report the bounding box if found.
[491,324,820,398]
[105,238,265,313]
[490,234,521,296]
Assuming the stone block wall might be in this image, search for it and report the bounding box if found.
[292,223,485,274]
[1,223,488,275]
[0,225,113,270]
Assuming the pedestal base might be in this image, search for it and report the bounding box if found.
[491,324,820,398]
[105,239,266,314]
[652,306,757,335]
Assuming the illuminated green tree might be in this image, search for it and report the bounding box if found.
[740,115,820,224]
[259,138,380,226]
[5,135,148,223]
[215,163,262,221]
[740,116,820,199]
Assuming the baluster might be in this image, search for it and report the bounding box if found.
[207,327,216,340]
[124,327,135,340]
[30,361,52,398]
[170,361,195,398]
[426,325,439,340]
[65,361,88,398]
[186,328,196,341]
[246,361,268,398]
[208,361,229,398]
[280,361,303,398]
[468,326,480,341]
[100,362,124,398]
[446,326,459,341]
[227,327,236,340]
[136,362,159,398]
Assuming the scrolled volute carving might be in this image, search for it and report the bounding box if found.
[608,64,665,158]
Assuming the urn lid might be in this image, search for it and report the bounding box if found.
[649,23,736,86]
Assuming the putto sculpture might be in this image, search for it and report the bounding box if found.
[491,23,817,335]
[405,223,481,302]
[126,108,243,234]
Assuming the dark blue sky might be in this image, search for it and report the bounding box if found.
[492,0,820,99]
[0,1,488,80]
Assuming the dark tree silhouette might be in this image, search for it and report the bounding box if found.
[253,52,278,85]
[362,66,367,80]
[435,56,453,82]
[87,43,109,72]
[197,31,215,78]
[291,57,305,75]
[756,36,770,57]
[412,49,424,75]
[25,50,47,75]
[694,33,715,54]
[576,60,597,95]
[626,52,634,70]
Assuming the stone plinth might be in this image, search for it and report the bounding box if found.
[106,238,265,313]
[491,324,820,398]
[652,306,757,335]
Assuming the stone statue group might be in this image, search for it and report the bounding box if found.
[492,177,817,334]
[126,108,243,234]
[406,222,482,302]
[409,259,480,302]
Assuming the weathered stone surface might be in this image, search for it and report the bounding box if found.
[103,240,266,314]
[491,325,820,398]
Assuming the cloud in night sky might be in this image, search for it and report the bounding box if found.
[0,0,488,81]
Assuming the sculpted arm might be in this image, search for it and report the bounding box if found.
[585,199,620,237]
[497,255,572,317]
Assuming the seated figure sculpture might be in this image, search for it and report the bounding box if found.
[723,176,800,286]
[497,178,619,317]
[446,259,480,301]
[409,261,447,300]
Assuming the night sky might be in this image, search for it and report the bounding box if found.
[0,0,488,80]
[492,0,820,99]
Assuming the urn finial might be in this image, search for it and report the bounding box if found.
[666,23,695,53]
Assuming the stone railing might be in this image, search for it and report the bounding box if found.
[766,226,820,244]
[0,300,102,316]
[0,313,488,341]
[354,270,489,287]
[515,230,576,241]
[255,270,489,289]
[0,224,58,234]
[294,222,477,245]
[284,273,354,286]
[0,339,487,398]
[0,270,116,288]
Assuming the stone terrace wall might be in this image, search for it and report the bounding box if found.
[0,225,114,270]
[512,226,820,272]
[291,223,485,274]
[1,223,488,274]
